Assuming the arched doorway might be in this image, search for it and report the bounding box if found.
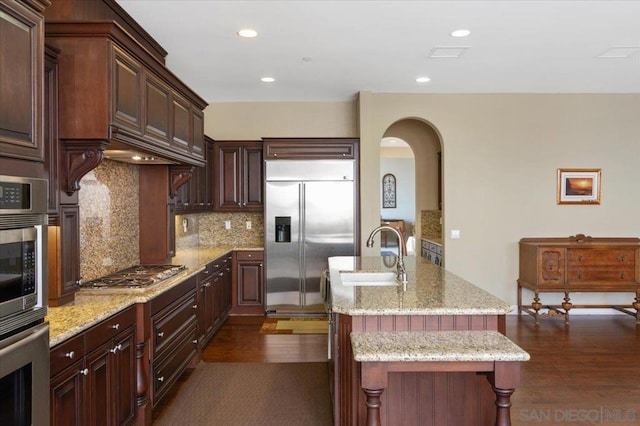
[380,118,443,261]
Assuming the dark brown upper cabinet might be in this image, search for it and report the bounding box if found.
[212,141,263,212]
[44,0,207,169]
[0,0,49,163]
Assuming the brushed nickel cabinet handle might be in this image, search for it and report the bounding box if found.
[157,331,164,338]
[65,351,75,359]
[158,376,164,382]
[80,368,89,376]
[111,323,119,330]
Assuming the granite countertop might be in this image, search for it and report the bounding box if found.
[328,256,511,316]
[350,330,530,362]
[46,245,262,347]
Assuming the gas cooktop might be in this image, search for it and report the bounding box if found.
[80,264,187,289]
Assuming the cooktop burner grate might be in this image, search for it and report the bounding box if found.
[80,264,186,289]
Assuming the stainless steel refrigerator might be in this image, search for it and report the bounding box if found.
[265,160,356,314]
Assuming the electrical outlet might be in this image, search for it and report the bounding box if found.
[246,221,252,230]
[224,220,231,230]
[451,229,461,239]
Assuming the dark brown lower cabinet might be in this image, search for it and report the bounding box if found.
[198,254,232,348]
[231,251,264,315]
[50,306,136,426]
[149,276,199,408]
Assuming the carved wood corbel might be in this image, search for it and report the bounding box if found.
[63,139,110,195]
[169,165,194,198]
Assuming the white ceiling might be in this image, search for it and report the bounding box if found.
[116,1,640,103]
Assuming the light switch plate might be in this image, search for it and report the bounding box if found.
[225,220,231,230]
[246,221,252,230]
[451,229,461,239]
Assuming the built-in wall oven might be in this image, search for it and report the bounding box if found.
[0,175,49,426]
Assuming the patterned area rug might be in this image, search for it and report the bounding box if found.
[154,362,332,425]
[259,317,328,334]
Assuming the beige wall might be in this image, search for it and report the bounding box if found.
[204,93,640,307]
[204,101,358,139]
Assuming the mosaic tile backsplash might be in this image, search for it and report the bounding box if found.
[176,212,264,251]
[78,160,140,282]
[78,160,264,281]
[421,209,442,240]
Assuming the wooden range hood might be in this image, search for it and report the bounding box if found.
[45,0,207,195]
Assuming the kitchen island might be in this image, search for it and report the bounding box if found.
[328,256,523,426]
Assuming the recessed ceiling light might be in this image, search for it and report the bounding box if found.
[450,29,471,38]
[131,155,142,161]
[261,77,275,83]
[237,29,258,38]
[416,76,431,83]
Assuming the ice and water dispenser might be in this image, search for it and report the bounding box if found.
[275,217,291,243]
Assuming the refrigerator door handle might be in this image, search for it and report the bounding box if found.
[299,182,306,306]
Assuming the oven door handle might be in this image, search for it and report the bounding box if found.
[0,322,49,368]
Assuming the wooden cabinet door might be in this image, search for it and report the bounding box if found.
[199,274,215,344]
[61,205,81,295]
[143,72,171,146]
[213,143,241,210]
[237,260,264,307]
[222,260,233,316]
[0,0,45,161]
[191,108,205,159]
[113,327,136,426]
[242,143,264,211]
[85,342,113,426]
[111,46,142,134]
[50,361,86,426]
[171,93,191,153]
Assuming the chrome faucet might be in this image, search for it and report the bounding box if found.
[366,225,408,284]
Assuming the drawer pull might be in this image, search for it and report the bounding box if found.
[110,344,122,354]
[620,272,626,279]
[619,255,627,262]
[192,339,198,345]
[247,254,252,258]
[111,323,120,330]
[193,304,198,309]
[204,282,212,288]
[577,255,584,262]
[219,272,224,277]
[577,272,582,280]
[80,368,89,376]
[158,376,164,382]
[202,270,210,275]
[157,331,164,338]
[65,351,75,359]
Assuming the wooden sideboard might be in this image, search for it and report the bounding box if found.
[517,234,640,323]
[380,219,405,247]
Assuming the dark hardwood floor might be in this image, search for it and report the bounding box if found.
[157,314,640,425]
[201,315,328,363]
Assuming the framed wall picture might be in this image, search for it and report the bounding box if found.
[557,168,601,205]
[382,173,396,208]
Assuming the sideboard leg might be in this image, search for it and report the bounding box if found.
[493,386,515,426]
[363,388,384,426]
[562,292,573,324]
[531,292,542,325]
[633,292,640,324]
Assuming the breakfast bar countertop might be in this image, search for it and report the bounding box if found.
[46,245,261,347]
[328,256,512,316]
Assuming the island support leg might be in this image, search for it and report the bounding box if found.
[488,361,521,426]
[363,388,384,426]
[492,386,515,426]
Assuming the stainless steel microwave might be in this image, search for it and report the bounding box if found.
[0,176,47,336]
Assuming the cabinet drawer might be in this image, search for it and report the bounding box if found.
[152,322,198,404]
[50,333,85,377]
[568,266,636,284]
[152,290,197,356]
[236,251,263,261]
[567,249,635,266]
[85,305,136,350]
